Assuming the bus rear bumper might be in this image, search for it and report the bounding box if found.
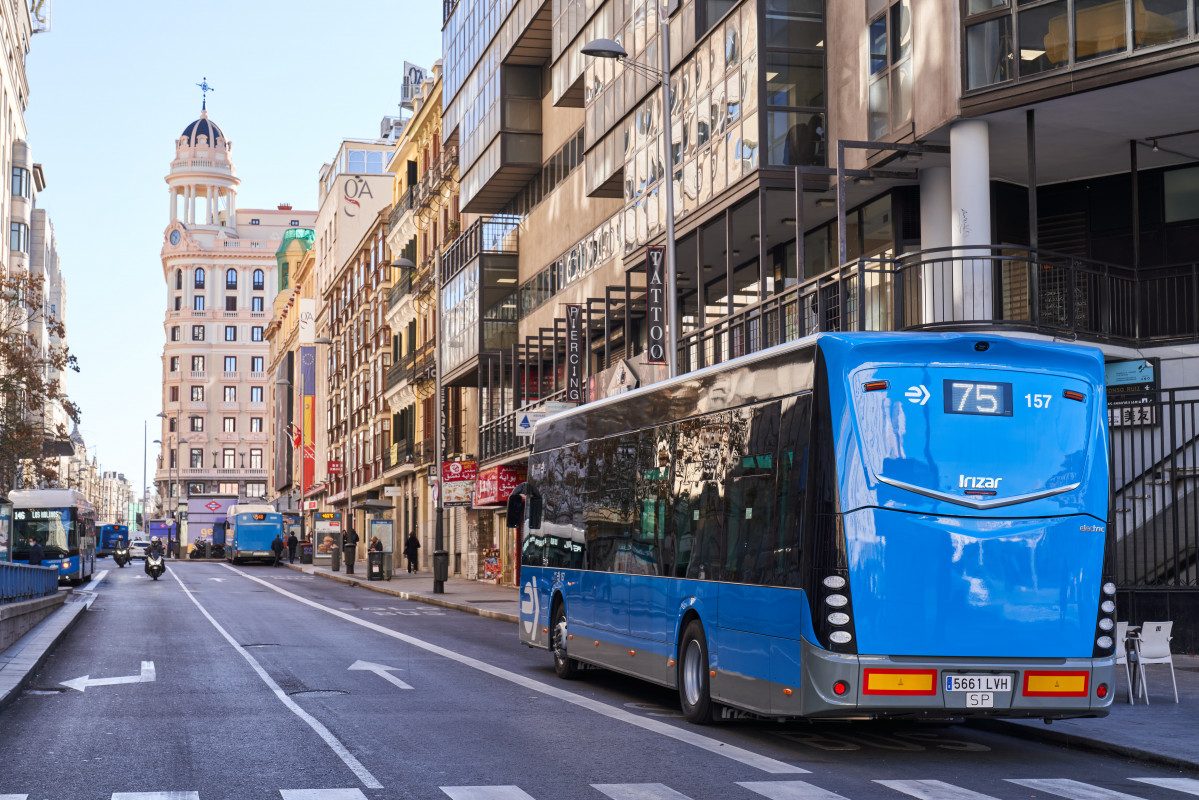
[795,640,1116,721]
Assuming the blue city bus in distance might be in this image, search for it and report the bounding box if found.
[517,332,1116,723]
[225,504,283,564]
[10,489,97,584]
[98,523,128,557]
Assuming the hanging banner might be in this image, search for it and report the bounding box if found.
[645,246,667,364]
[565,304,583,403]
[443,460,477,507]
[300,345,316,488]
[299,299,316,344]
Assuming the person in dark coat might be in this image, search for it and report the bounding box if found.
[403,532,420,574]
[343,526,359,574]
[271,534,285,567]
[286,531,298,563]
[27,538,44,566]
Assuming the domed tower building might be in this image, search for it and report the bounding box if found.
[155,98,315,542]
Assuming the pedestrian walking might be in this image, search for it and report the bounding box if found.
[27,538,44,566]
[287,531,298,564]
[404,531,420,574]
[271,534,285,567]
[343,525,359,574]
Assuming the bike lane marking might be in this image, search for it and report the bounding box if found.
[222,563,805,775]
[169,569,383,790]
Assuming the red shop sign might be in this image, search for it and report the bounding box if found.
[442,460,478,482]
[475,464,527,506]
[327,460,342,475]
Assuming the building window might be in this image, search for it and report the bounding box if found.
[223,417,236,432]
[251,356,264,372]
[191,386,204,401]
[193,295,205,311]
[964,13,1014,89]
[290,219,300,226]
[218,482,239,494]
[11,166,30,197]
[188,481,205,494]
[224,356,237,372]
[190,449,204,468]
[867,0,912,139]
[251,386,263,403]
[251,326,263,342]
[225,326,237,342]
[250,417,263,432]
[191,355,204,371]
[253,269,265,291]
[223,386,236,402]
[169,451,177,469]
[225,268,237,289]
[225,296,237,311]
[223,449,236,469]
[250,218,260,225]
[764,0,828,167]
[171,326,180,341]
[170,356,179,372]
[10,222,28,253]
[246,482,267,497]
[252,296,264,312]
[174,296,182,311]
[249,448,263,469]
[175,270,183,290]
[169,386,180,402]
[194,268,206,289]
[190,416,204,432]
[192,325,205,341]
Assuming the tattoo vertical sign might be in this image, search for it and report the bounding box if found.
[646,246,666,364]
[565,304,583,403]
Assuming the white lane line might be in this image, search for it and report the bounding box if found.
[224,563,806,775]
[0,794,28,800]
[1005,780,1147,800]
[875,780,1002,800]
[170,570,382,790]
[441,788,537,800]
[280,790,369,799]
[1130,778,1199,796]
[593,784,695,800]
[111,794,200,800]
[740,781,853,800]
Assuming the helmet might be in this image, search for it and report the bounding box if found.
[152,536,160,542]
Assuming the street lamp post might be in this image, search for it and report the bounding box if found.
[583,16,679,379]
[156,411,180,556]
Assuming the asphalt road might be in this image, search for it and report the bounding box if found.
[1,561,1196,800]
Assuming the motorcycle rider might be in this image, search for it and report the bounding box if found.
[145,537,165,577]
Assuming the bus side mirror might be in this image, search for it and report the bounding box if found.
[506,493,525,526]
[528,496,543,530]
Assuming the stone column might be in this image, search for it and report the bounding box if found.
[950,119,993,321]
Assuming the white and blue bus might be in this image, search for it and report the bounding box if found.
[10,489,97,584]
[225,504,283,564]
[517,332,1116,723]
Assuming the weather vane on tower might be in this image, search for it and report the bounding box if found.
[196,77,214,111]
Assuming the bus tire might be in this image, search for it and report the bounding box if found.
[678,620,715,724]
[551,602,579,679]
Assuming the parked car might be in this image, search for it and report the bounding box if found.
[128,540,150,559]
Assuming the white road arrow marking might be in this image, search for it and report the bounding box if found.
[61,661,156,693]
[905,384,931,405]
[347,660,413,690]
[209,578,226,582]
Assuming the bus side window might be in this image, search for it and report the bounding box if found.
[775,394,811,587]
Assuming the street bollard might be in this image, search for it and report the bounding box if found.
[331,545,341,572]
[433,550,449,593]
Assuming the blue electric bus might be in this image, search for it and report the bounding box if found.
[517,332,1116,723]
[97,523,128,557]
[225,504,283,564]
[10,489,97,584]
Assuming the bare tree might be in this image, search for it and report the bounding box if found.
[0,269,80,494]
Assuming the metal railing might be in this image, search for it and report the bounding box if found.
[388,185,417,233]
[1,562,58,604]
[441,215,521,282]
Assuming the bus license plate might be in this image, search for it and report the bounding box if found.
[966,692,994,708]
[945,675,1011,692]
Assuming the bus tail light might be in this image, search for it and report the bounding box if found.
[861,669,937,695]
[833,680,849,696]
[1022,671,1089,697]
[1096,683,1108,699]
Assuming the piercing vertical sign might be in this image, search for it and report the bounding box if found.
[565,304,583,403]
[646,246,666,364]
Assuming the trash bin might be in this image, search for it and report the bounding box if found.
[382,553,393,581]
[368,551,384,581]
[331,545,341,572]
[433,549,449,583]
[300,542,313,565]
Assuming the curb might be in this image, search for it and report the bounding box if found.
[970,718,1199,773]
[283,562,519,624]
[0,596,89,714]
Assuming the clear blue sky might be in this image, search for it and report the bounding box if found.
[24,1,444,497]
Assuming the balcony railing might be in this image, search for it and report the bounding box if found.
[388,185,417,233]
[441,215,520,281]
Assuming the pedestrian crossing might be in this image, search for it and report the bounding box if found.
[2,778,1198,800]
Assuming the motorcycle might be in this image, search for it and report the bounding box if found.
[113,545,130,568]
[145,552,166,581]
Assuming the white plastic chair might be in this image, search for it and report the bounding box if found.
[1138,621,1179,703]
[1114,621,1143,704]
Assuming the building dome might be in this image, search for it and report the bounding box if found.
[181,114,224,145]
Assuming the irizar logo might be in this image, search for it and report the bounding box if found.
[959,475,1003,490]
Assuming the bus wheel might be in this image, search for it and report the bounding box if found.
[551,603,578,679]
[678,620,714,724]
